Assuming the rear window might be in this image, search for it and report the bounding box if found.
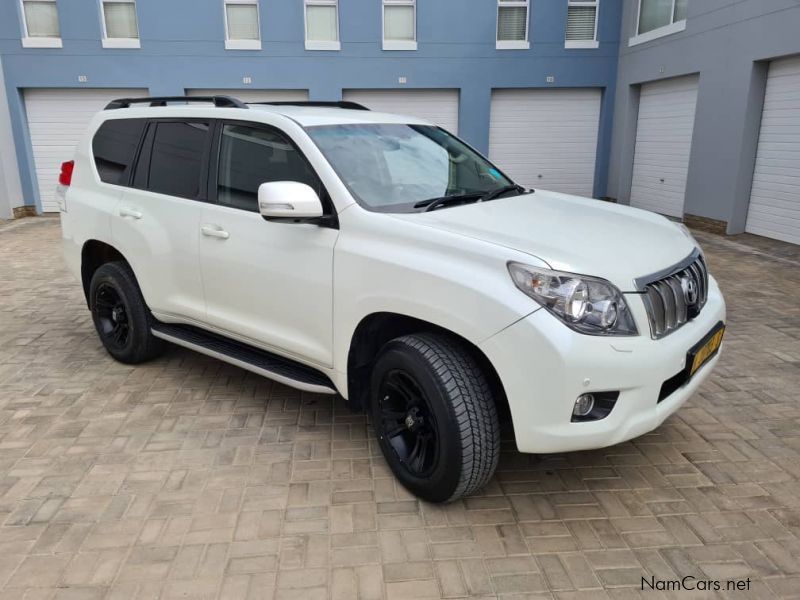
[92,118,146,185]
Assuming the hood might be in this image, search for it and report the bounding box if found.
[389,190,697,292]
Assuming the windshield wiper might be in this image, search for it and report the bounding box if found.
[414,193,484,212]
[413,185,529,213]
[479,184,529,203]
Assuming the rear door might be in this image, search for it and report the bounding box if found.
[111,119,211,321]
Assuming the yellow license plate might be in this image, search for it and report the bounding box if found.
[689,324,725,376]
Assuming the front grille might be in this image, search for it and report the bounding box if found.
[640,253,709,339]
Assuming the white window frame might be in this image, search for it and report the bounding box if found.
[496,0,530,50]
[224,0,262,50]
[304,0,340,51]
[382,0,416,51]
[565,0,599,49]
[19,0,62,48]
[629,0,687,47]
[100,0,140,49]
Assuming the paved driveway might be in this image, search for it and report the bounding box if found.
[1,218,799,599]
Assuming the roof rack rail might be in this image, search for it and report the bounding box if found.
[104,96,248,110]
[253,101,370,111]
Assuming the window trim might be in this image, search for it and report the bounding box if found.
[565,0,599,49]
[224,0,262,51]
[19,0,62,48]
[382,0,417,51]
[208,119,337,223]
[304,0,340,51]
[629,0,687,47]
[99,0,141,48]
[496,0,530,50]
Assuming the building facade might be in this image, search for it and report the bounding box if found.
[1,0,799,245]
[0,0,620,215]
[608,0,800,244]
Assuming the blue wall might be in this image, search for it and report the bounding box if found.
[0,0,621,211]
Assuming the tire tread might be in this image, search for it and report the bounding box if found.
[390,333,501,501]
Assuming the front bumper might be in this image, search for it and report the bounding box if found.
[479,275,726,454]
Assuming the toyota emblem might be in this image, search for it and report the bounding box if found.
[681,277,699,305]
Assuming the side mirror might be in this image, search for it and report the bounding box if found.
[258,181,324,221]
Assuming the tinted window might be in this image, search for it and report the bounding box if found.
[217,124,320,211]
[148,121,210,199]
[92,118,146,185]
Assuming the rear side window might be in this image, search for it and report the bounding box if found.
[217,123,321,211]
[92,118,146,185]
[148,121,210,199]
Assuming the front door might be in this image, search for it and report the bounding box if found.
[199,122,338,367]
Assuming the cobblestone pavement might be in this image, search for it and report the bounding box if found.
[1,218,799,599]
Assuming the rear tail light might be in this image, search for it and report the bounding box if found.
[57,160,74,211]
[58,160,74,186]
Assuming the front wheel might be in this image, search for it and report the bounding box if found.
[370,333,500,503]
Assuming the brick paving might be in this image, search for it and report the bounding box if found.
[1,217,799,599]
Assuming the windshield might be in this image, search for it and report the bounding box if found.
[307,124,517,213]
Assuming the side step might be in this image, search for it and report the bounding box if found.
[151,323,337,395]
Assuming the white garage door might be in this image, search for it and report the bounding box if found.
[630,75,699,218]
[745,56,800,244]
[342,89,459,133]
[186,89,309,104]
[24,88,147,212]
[488,89,601,197]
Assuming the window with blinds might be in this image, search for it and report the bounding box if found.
[102,0,139,40]
[497,0,529,47]
[384,0,416,49]
[566,0,597,42]
[225,0,261,47]
[305,0,339,49]
[21,0,60,39]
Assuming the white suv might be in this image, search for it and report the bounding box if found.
[59,96,726,502]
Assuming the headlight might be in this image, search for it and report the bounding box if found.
[508,262,638,336]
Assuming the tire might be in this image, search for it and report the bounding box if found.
[370,333,500,503]
[89,261,164,364]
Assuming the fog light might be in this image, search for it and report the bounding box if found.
[573,393,595,417]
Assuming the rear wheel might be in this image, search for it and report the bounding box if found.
[370,333,500,503]
[89,262,164,364]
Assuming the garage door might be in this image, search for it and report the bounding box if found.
[24,88,147,212]
[630,75,699,218]
[186,89,309,104]
[488,89,601,197]
[745,56,800,244]
[342,89,459,133]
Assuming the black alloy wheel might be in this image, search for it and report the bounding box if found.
[93,282,131,351]
[378,369,439,477]
[370,333,500,503]
[89,261,164,364]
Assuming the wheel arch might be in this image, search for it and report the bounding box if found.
[80,240,130,307]
[345,312,508,415]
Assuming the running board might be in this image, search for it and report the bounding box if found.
[151,323,337,395]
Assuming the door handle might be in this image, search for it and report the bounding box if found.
[119,207,142,219]
[201,225,230,240]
